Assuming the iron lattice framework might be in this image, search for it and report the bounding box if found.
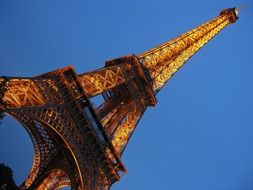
[0,8,238,190]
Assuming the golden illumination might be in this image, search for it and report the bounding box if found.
[0,8,238,190]
[1,78,44,108]
[37,170,70,190]
[79,65,125,97]
[138,14,232,91]
[112,105,141,154]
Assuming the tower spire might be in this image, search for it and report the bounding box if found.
[138,8,238,92]
[0,7,239,190]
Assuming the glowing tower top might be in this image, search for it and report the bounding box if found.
[0,7,239,190]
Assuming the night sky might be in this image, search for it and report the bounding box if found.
[1,1,253,189]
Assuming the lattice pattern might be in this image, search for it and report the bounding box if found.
[138,9,237,91]
[37,170,70,190]
[13,106,89,190]
[111,104,142,154]
[39,107,91,189]
[8,112,58,189]
[0,78,44,107]
[0,8,238,190]
[79,65,125,97]
[35,79,61,103]
[101,100,133,134]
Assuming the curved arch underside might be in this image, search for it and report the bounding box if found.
[8,111,80,190]
[7,104,112,190]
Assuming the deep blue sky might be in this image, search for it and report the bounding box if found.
[1,1,253,190]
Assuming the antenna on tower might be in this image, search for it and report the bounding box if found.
[238,4,247,10]
[235,4,247,16]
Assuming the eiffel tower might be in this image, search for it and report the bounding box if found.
[0,7,238,190]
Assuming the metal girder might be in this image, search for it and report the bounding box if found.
[138,8,238,91]
[9,108,79,190]
[111,104,143,155]
[78,65,126,97]
[1,69,125,190]
[0,7,238,190]
[0,78,44,108]
[36,170,70,190]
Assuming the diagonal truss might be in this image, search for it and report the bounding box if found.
[0,78,44,107]
[78,65,126,97]
[138,8,238,91]
[0,8,238,190]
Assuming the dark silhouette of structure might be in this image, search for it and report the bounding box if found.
[0,163,17,190]
[0,8,238,190]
